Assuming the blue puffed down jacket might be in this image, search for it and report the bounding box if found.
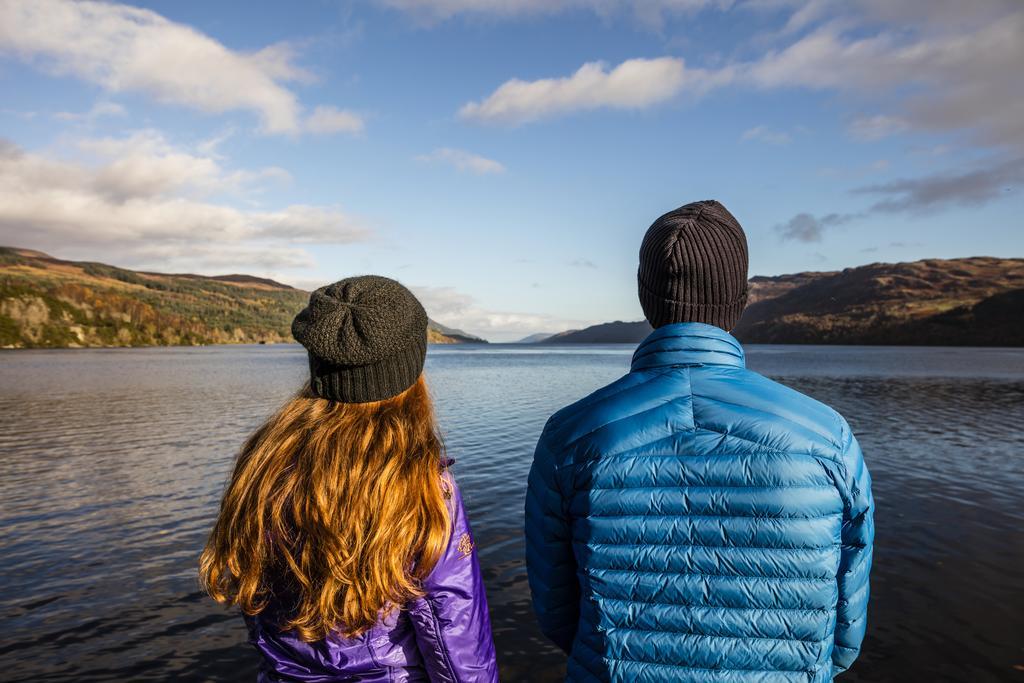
[526,323,874,682]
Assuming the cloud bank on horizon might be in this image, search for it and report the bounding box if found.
[0,0,1020,340]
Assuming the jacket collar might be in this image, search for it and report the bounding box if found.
[631,322,745,371]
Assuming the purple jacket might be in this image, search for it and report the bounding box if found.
[245,472,498,682]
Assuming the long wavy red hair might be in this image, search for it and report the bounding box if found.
[199,376,449,641]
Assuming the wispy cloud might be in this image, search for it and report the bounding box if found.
[415,147,505,174]
[457,1,1024,150]
[459,57,723,125]
[376,0,732,28]
[741,124,791,145]
[855,157,1024,213]
[846,114,908,141]
[0,0,363,136]
[0,134,369,274]
[52,100,126,124]
[776,155,1022,242]
[817,158,890,179]
[741,5,1024,151]
[569,258,597,268]
[774,211,858,242]
[304,106,365,135]
[411,284,591,341]
[71,130,291,200]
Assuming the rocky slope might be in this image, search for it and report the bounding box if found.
[736,257,1023,345]
[0,248,481,348]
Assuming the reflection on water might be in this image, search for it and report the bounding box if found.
[1,344,1022,682]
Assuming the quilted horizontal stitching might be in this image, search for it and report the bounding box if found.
[698,425,833,459]
[589,568,835,582]
[548,366,676,434]
[605,625,828,645]
[603,655,813,676]
[588,567,833,580]
[588,484,835,491]
[589,452,822,462]
[691,392,841,451]
[564,388,693,452]
[595,431,701,460]
[595,595,832,614]
[585,513,839,520]
[578,541,838,552]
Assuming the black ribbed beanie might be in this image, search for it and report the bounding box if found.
[291,275,427,403]
[637,200,749,330]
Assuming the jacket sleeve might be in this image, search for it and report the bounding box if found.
[524,423,579,653]
[409,473,498,683]
[832,423,874,676]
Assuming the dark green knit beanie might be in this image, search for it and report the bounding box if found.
[291,275,428,403]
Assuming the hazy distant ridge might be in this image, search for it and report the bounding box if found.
[541,320,652,344]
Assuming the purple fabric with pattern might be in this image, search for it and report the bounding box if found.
[244,472,498,682]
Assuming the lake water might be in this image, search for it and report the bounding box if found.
[1,344,1023,682]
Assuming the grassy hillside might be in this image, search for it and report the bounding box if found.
[0,248,476,348]
[540,257,1024,346]
[735,256,1024,345]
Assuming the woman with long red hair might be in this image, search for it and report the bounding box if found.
[200,276,498,682]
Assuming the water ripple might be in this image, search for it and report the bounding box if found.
[1,344,1022,682]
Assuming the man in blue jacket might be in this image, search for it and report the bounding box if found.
[526,200,873,682]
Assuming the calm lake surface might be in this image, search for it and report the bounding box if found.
[1,344,1023,682]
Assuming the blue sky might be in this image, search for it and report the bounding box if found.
[1,0,1021,340]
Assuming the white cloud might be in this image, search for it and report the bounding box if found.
[0,0,359,136]
[415,147,505,174]
[304,106,365,135]
[460,57,722,125]
[457,1,1024,149]
[71,130,291,200]
[846,114,908,141]
[254,204,371,242]
[740,124,791,145]
[741,7,1024,150]
[52,101,126,123]
[411,285,592,342]
[0,135,369,274]
[377,0,732,27]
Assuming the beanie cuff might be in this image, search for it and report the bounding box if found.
[638,276,748,331]
[308,335,427,403]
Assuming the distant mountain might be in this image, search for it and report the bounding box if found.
[541,320,652,344]
[734,256,1024,345]
[535,257,1024,346]
[426,319,487,344]
[0,247,483,348]
[516,332,555,343]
